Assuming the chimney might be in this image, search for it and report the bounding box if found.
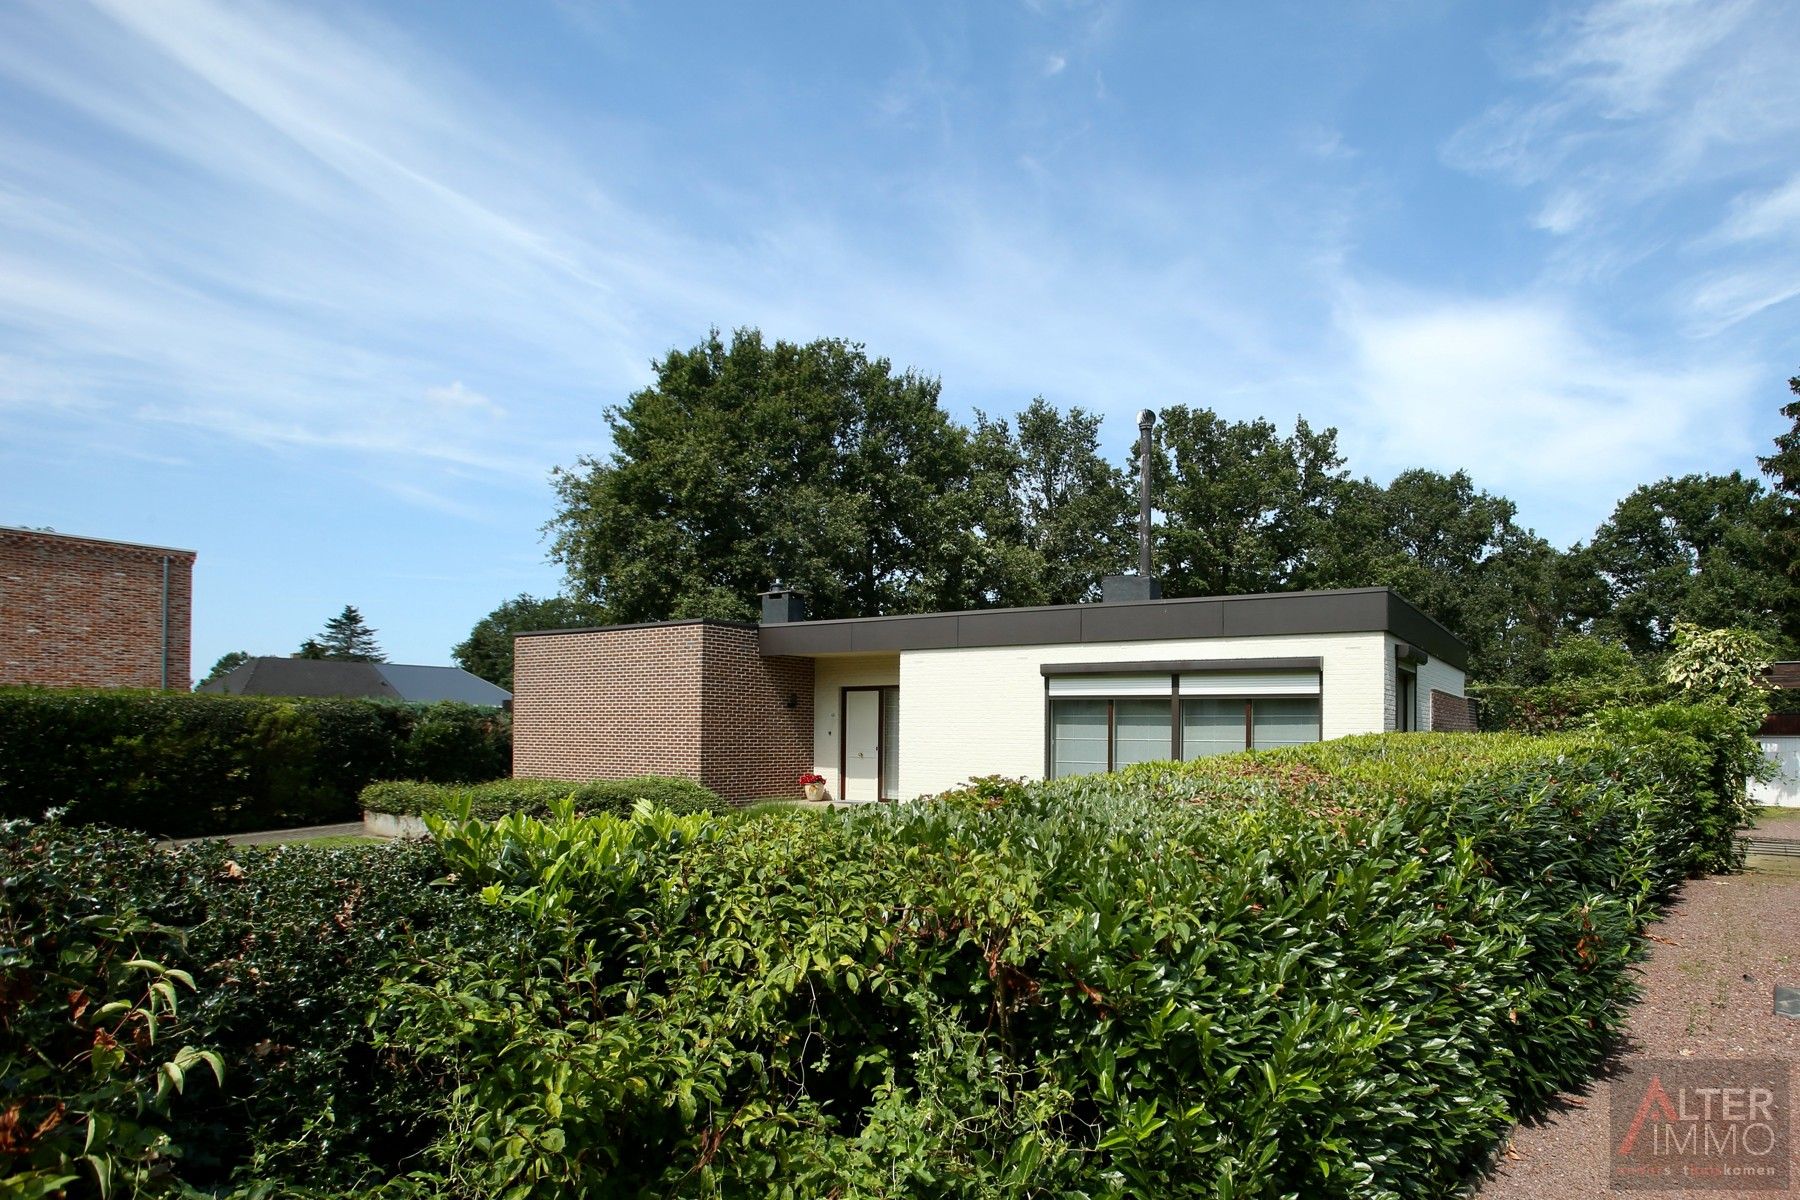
[1100,409,1161,603]
[759,583,808,624]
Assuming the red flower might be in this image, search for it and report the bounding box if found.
[798,773,826,786]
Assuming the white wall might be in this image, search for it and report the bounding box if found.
[810,654,899,798]
[897,632,1394,798]
[1414,648,1467,730]
[1750,736,1800,807]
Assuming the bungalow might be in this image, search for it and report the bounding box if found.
[511,581,1472,806]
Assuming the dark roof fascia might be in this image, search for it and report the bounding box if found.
[759,588,1470,670]
[514,618,761,640]
[1041,657,1322,676]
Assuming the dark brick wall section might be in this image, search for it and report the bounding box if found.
[513,621,814,806]
[698,625,814,804]
[0,528,195,690]
[1430,689,1478,733]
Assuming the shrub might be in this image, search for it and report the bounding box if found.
[0,819,539,1194]
[0,690,510,836]
[4,722,1754,1197]
[359,775,723,821]
[368,727,1741,1198]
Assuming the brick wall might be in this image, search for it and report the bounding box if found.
[512,620,814,805]
[0,528,195,690]
[698,625,814,803]
[1430,689,1478,733]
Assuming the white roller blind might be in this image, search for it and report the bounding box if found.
[1046,673,1173,698]
[1179,670,1319,697]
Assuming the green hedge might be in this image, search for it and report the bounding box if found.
[2,708,1755,1197]
[370,715,1749,1198]
[0,821,547,1194]
[0,689,510,837]
[359,775,722,820]
[1469,678,1660,733]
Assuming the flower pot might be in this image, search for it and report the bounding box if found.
[803,782,829,803]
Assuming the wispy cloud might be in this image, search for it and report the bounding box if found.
[1443,0,1800,335]
[1333,286,1761,526]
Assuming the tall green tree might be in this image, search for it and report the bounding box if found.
[968,399,1135,606]
[303,605,385,663]
[548,329,997,622]
[454,594,608,691]
[1152,407,1350,597]
[1760,375,1800,582]
[1585,472,1794,656]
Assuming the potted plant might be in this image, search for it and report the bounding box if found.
[799,772,829,803]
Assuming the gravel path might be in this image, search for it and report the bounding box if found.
[1476,856,1800,1199]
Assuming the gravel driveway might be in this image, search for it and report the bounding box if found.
[1476,852,1800,1199]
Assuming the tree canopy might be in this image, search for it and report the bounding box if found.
[299,605,385,663]
[537,328,1798,683]
[453,594,608,691]
[199,650,250,686]
[548,329,996,623]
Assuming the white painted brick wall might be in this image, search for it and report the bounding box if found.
[1415,650,1467,729]
[896,632,1393,798]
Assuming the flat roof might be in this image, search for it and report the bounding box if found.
[520,588,1469,670]
[757,586,1467,669]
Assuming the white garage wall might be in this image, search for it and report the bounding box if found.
[1415,650,1467,731]
[897,632,1392,798]
[810,654,899,797]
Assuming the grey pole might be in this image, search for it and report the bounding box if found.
[1136,409,1155,578]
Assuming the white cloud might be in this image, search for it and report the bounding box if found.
[1533,188,1595,234]
[1334,288,1761,535]
[424,382,503,416]
[1715,173,1800,243]
[1043,53,1068,76]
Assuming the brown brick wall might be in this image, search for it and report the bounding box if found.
[698,625,814,804]
[512,620,814,805]
[0,528,195,690]
[1430,689,1478,733]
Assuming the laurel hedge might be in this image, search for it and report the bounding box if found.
[0,689,510,836]
[359,775,723,820]
[0,702,1758,1198]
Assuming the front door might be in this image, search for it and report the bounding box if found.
[842,689,882,803]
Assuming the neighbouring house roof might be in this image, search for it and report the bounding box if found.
[197,657,511,705]
[1765,662,1800,690]
[519,587,1470,670]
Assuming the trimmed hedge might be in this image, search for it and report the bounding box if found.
[0,689,510,837]
[359,775,723,820]
[1469,678,1660,733]
[1,706,1757,1197]
[369,714,1750,1198]
[0,822,546,1193]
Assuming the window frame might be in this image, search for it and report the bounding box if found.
[1044,670,1324,776]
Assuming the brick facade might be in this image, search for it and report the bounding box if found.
[512,620,814,805]
[1429,688,1478,733]
[0,527,195,690]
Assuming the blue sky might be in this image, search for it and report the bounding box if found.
[1,0,1796,676]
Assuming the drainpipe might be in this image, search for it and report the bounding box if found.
[160,555,171,691]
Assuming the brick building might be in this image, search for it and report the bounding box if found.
[514,621,814,805]
[513,585,1471,806]
[0,527,196,690]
